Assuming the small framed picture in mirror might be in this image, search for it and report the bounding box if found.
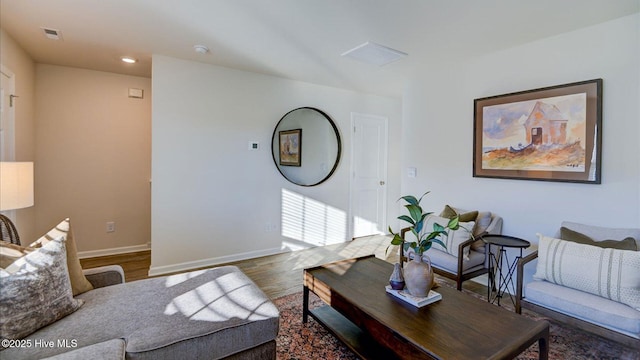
[279,129,302,166]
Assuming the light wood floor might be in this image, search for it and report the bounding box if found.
[80,235,486,299]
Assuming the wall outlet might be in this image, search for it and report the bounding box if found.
[106,221,116,233]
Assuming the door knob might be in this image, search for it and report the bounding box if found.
[380,181,385,185]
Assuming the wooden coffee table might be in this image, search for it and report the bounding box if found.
[303,255,549,360]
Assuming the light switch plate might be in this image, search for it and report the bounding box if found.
[407,167,417,178]
[248,141,259,151]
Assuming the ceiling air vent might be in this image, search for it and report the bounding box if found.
[41,27,63,41]
[341,42,407,66]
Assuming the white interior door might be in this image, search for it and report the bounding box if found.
[350,112,388,238]
[1,65,16,161]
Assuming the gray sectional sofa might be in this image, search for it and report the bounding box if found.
[516,221,640,348]
[3,265,280,360]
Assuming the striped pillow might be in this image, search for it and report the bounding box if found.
[533,234,640,310]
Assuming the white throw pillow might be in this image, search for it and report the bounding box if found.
[534,234,640,311]
[424,215,475,260]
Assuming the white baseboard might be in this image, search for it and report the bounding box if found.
[78,244,150,259]
[473,274,489,286]
[148,246,285,277]
[472,273,517,295]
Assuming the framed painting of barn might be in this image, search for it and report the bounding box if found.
[473,79,602,184]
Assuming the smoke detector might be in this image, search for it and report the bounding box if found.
[341,42,407,66]
[194,45,209,54]
[41,27,63,41]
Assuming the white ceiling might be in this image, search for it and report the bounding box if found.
[1,0,638,97]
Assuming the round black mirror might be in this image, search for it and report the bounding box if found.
[271,107,341,186]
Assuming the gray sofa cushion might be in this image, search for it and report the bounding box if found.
[409,248,485,274]
[41,339,125,360]
[525,280,640,338]
[2,266,279,359]
[82,265,125,288]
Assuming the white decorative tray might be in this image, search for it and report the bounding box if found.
[385,285,442,308]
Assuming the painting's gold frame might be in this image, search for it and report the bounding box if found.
[473,79,602,184]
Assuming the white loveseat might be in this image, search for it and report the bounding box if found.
[516,221,640,348]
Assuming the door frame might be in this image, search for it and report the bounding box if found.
[1,64,16,161]
[348,112,389,240]
[0,65,17,222]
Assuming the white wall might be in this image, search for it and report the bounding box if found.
[402,14,640,241]
[151,56,402,275]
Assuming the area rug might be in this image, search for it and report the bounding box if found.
[274,281,639,360]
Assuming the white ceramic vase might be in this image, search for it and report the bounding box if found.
[403,255,434,297]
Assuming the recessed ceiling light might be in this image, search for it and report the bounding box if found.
[121,57,137,64]
[341,42,407,66]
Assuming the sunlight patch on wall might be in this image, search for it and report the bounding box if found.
[281,189,347,248]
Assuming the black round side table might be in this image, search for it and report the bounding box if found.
[482,235,530,308]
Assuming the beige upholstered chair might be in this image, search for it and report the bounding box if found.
[400,208,503,290]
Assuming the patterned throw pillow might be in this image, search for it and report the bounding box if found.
[0,237,84,340]
[534,234,640,310]
[29,218,93,296]
[425,215,475,259]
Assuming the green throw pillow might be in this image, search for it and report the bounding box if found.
[440,205,478,223]
[560,227,638,251]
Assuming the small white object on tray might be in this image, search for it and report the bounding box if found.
[385,285,442,307]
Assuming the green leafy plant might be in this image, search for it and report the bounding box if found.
[387,192,460,256]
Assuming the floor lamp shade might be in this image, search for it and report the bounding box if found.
[0,162,34,211]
